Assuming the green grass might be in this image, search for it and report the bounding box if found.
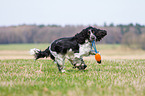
[0,43,50,50]
[0,59,145,96]
[0,43,120,51]
[0,44,145,95]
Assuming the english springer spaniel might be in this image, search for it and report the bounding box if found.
[30,26,107,72]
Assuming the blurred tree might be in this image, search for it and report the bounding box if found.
[103,22,107,27]
[109,23,114,27]
[0,23,145,51]
[135,23,142,34]
[38,24,45,28]
[128,23,134,27]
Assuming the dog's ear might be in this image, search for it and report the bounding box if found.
[94,28,107,41]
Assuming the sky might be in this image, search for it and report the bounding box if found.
[0,0,145,26]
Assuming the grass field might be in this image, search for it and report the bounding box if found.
[0,44,145,96]
[0,43,145,60]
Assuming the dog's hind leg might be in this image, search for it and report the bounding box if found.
[50,50,66,72]
[55,55,66,72]
[68,59,76,68]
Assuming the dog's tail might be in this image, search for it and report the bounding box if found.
[29,47,50,60]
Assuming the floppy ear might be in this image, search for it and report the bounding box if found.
[94,28,107,41]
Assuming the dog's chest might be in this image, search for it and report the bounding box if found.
[79,41,91,56]
[67,40,92,59]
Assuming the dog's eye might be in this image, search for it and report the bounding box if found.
[92,30,94,33]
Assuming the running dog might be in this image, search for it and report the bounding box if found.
[30,26,107,72]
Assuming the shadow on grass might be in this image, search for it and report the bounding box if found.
[42,67,102,73]
[66,69,89,73]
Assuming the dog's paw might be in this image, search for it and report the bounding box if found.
[82,64,87,69]
[61,69,66,73]
[72,66,76,68]
[90,50,96,55]
[78,64,87,70]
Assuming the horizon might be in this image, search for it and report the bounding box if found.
[0,22,144,27]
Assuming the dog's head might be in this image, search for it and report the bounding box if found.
[90,27,107,41]
[77,26,107,42]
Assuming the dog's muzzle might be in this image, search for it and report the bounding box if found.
[89,29,96,41]
[90,35,96,41]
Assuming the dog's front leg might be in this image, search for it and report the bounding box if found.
[78,58,87,70]
[71,58,87,70]
[90,50,96,55]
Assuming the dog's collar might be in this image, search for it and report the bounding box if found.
[92,40,98,53]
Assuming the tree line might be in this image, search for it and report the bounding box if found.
[0,24,145,49]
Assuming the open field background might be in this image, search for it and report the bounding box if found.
[0,44,145,60]
[0,44,145,96]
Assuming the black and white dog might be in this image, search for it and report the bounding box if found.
[30,26,107,72]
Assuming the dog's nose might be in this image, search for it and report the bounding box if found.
[91,36,95,40]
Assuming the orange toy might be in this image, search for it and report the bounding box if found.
[95,53,101,62]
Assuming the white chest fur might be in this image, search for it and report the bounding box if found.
[79,40,91,55]
[74,40,92,58]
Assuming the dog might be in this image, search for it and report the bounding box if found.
[30,26,107,72]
